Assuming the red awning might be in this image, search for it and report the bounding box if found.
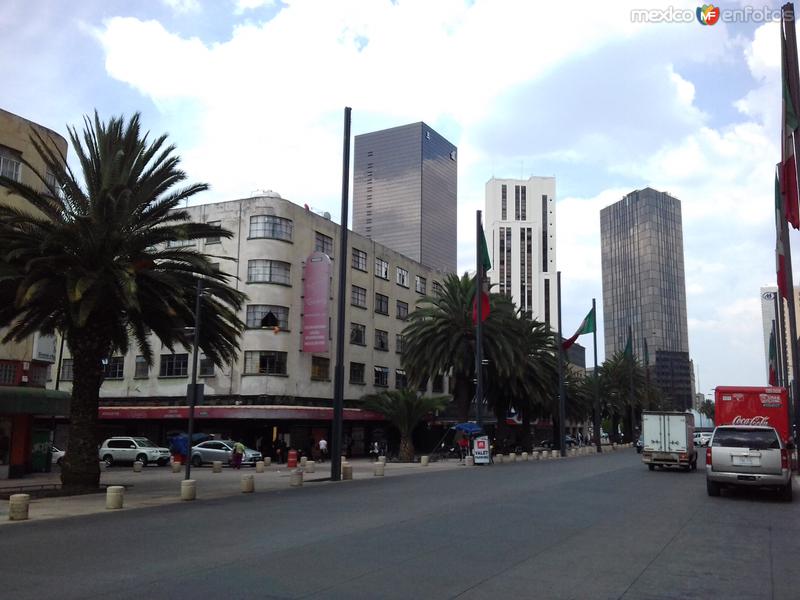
[98,405,385,421]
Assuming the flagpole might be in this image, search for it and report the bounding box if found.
[475,210,484,429]
[557,272,566,457]
[592,298,601,453]
[775,291,789,387]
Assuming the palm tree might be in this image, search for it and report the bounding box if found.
[402,273,523,422]
[361,389,450,461]
[0,113,245,491]
[599,351,645,442]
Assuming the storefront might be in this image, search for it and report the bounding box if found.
[0,386,70,479]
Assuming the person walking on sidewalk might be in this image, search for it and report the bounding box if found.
[318,437,328,463]
[231,440,245,469]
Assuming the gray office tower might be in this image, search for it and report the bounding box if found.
[600,187,692,410]
[353,122,457,273]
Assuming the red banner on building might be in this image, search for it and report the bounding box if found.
[302,251,332,353]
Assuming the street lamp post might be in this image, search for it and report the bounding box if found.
[184,279,203,481]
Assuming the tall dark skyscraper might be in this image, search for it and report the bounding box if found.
[600,187,692,410]
[353,122,457,273]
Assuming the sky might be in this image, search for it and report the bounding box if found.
[1,0,794,395]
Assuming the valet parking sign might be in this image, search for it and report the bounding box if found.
[473,436,491,464]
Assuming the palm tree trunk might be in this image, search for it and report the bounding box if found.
[399,435,415,462]
[60,327,109,491]
[521,409,532,452]
[454,376,472,422]
[611,411,621,444]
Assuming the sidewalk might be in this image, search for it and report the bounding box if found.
[0,457,471,525]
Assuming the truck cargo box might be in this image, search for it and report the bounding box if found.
[714,386,791,445]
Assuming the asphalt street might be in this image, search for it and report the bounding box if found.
[2,450,799,600]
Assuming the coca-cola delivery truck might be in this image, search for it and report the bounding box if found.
[714,386,791,445]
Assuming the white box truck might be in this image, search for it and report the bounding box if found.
[641,411,697,471]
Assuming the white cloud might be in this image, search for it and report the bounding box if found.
[161,0,201,14]
[234,0,275,14]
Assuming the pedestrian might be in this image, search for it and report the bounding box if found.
[231,440,245,469]
[458,435,469,461]
[370,441,380,461]
[318,437,328,463]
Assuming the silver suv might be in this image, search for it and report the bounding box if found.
[706,425,792,501]
[99,437,170,467]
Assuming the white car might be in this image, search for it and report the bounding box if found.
[51,446,65,466]
[99,437,171,467]
[693,432,712,447]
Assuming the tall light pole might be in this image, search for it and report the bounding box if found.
[185,279,203,481]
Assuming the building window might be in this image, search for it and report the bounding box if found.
[244,351,288,375]
[350,322,366,345]
[352,248,368,271]
[396,333,406,354]
[432,281,443,296]
[417,377,428,392]
[247,259,291,285]
[45,169,57,190]
[104,356,124,380]
[315,231,334,258]
[134,356,149,378]
[0,148,22,182]
[206,220,222,244]
[351,285,367,309]
[374,366,389,387]
[199,355,215,377]
[246,305,289,329]
[432,374,444,393]
[501,184,507,220]
[396,300,408,320]
[311,356,330,381]
[29,364,49,387]
[521,185,527,220]
[350,362,365,384]
[515,185,521,220]
[160,354,189,377]
[375,329,389,351]
[415,275,427,295]
[375,257,389,280]
[395,369,408,389]
[249,215,293,241]
[59,359,74,382]
[375,293,389,315]
[167,237,195,248]
[396,267,409,287]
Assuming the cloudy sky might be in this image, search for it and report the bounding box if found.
[2,0,794,393]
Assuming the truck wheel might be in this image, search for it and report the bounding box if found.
[707,480,721,497]
[648,464,655,471]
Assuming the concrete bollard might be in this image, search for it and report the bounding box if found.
[420,455,429,466]
[212,461,223,473]
[374,462,385,476]
[379,455,386,464]
[255,460,265,473]
[289,469,303,487]
[300,456,308,468]
[509,453,517,462]
[305,460,315,473]
[9,494,30,521]
[181,479,196,501]
[342,463,353,480]
[521,452,529,461]
[465,455,474,466]
[551,450,560,459]
[105,485,125,510]
[133,461,143,473]
[496,454,503,463]
[264,457,272,466]
[171,461,182,473]
[241,474,255,493]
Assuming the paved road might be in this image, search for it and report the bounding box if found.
[2,450,798,599]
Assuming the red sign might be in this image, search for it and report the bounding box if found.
[715,386,791,444]
[302,252,332,353]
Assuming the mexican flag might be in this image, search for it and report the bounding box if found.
[562,306,595,350]
[472,223,491,324]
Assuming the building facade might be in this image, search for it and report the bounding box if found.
[600,187,691,410]
[353,122,457,273]
[51,193,451,457]
[0,108,70,478]
[484,177,556,327]
[759,286,800,385]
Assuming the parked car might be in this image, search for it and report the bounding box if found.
[191,440,262,467]
[98,437,171,467]
[693,432,712,447]
[538,435,578,449]
[51,446,65,466]
[706,425,792,501]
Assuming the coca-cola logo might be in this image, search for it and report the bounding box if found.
[732,415,770,426]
